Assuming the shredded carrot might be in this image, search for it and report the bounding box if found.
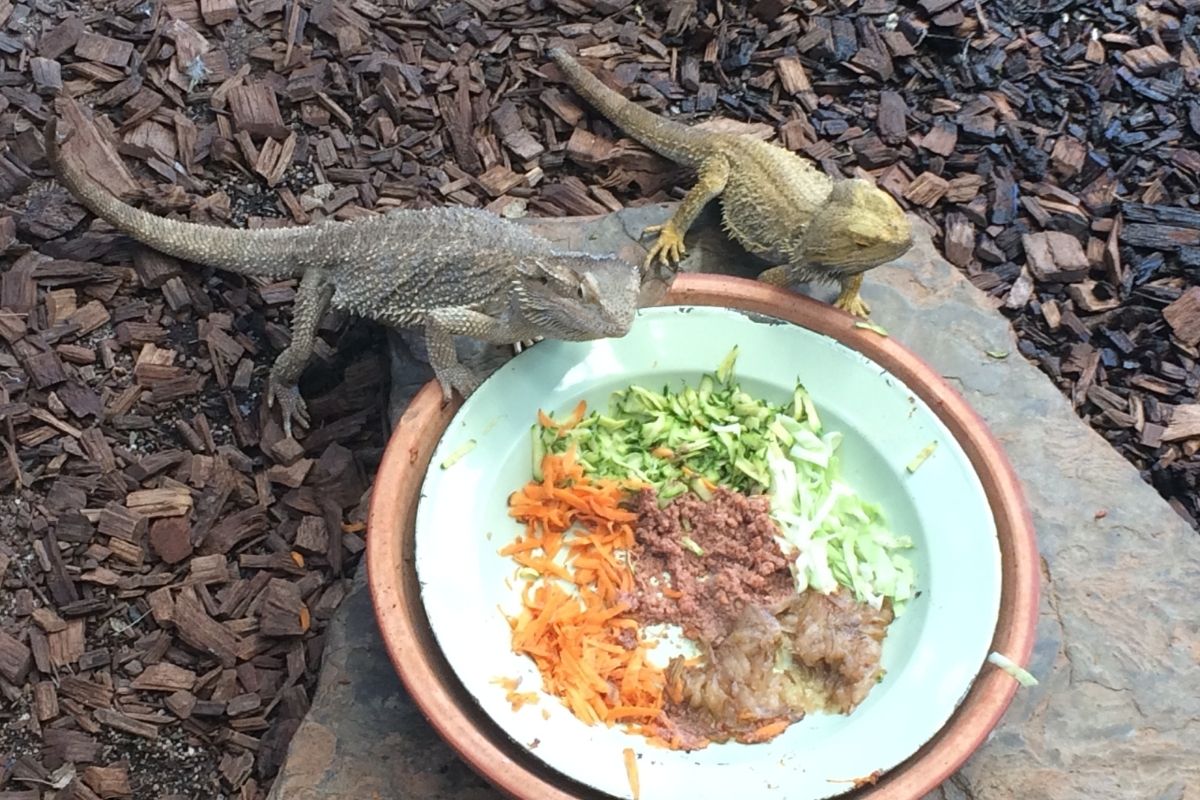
[623,747,640,800]
[739,719,789,744]
[537,400,588,436]
[502,450,668,738]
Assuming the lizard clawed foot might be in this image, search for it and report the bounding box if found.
[437,367,483,405]
[641,221,687,275]
[833,292,871,318]
[266,379,310,440]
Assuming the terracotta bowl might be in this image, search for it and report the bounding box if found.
[367,273,1039,800]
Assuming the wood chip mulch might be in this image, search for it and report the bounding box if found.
[1,0,1199,797]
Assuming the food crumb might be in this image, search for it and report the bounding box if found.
[905,441,938,473]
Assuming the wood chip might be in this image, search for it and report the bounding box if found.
[1163,405,1200,442]
[0,629,32,683]
[94,709,159,740]
[1023,232,1091,283]
[1163,287,1200,346]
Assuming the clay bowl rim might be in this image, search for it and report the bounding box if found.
[366,272,1040,800]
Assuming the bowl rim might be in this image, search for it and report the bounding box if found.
[366,272,1040,800]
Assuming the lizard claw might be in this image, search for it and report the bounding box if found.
[511,336,543,356]
[641,221,687,275]
[266,379,310,440]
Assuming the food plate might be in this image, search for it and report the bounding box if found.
[413,304,1002,800]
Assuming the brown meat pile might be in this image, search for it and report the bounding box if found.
[781,588,895,713]
[658,590,895,748]
[623,487,895,750]
[625,487,795,643]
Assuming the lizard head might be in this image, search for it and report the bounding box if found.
[798,179,913,276]
[514,254,640,340]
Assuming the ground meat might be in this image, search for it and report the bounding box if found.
[624,487,795,643]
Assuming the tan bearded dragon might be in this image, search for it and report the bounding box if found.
[548,48,913,317]
[45,118,640,437]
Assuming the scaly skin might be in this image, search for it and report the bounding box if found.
[548,49,914,317]
[45,118,639,437]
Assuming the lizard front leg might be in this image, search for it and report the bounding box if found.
[426,307,522,402]
[643,155,730,276]
[267,267,334,438]
[832,273,870,317]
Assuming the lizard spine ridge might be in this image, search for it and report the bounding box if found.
[549,48,712,169]
[45,117,320,279]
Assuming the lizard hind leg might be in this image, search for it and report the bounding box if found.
[266,267,334,438]
[756,265,793,288]
[641,155,731,277]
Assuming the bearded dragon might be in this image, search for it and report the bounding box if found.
[45,118,639,437]
[548,48,913,317]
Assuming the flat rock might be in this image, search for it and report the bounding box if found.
[269,207,1200,800]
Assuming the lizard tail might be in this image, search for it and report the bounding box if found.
[44,117,316,279]
[548,48,713,169]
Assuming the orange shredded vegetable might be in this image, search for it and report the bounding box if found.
[740,719,789,744]
[502,449,668,737]
[623,747,640,799]
[537,400,587,436]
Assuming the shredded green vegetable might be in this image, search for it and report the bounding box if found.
[853,320,889,337]
[987,652,1038,686]
[533,349,918,615]
[906,441,938,474]
[440,439,477,469]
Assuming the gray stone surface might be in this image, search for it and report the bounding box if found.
[268,206,1200,800]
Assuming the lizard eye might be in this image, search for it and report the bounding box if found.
[578,284,587,299]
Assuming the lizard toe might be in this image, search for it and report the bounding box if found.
[272,385,310,440]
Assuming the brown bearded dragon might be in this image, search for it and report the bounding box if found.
[44,118,640,437]
[548,48,913,317]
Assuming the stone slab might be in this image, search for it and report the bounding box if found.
[268,206,1200,800]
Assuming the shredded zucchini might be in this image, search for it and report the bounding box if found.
[440,439,477,469]
[987,652,1038,686]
